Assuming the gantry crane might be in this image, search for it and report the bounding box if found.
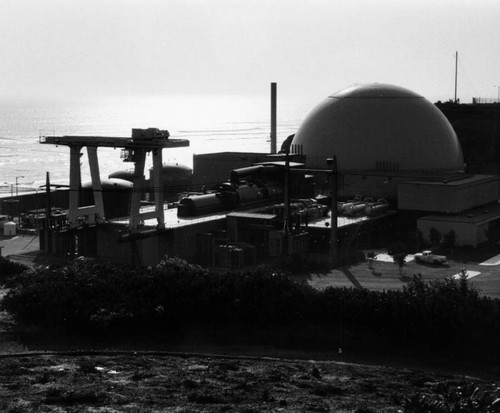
[40,128,189,231]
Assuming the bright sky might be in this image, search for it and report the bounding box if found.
[1,0,499,103]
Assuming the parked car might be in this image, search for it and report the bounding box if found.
[414,250,448,265]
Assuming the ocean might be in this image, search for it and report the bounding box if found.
[0,94,313,194]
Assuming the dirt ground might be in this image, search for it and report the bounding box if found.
[1,350,497,413]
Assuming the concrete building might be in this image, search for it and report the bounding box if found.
[398,175,499,214]
[417,203,500,248]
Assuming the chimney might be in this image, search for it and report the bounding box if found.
[270,82,277,154]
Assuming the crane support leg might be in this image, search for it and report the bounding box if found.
[151,149,165,229]
[129,149,147,231]
[87,146,105,223]
[68,146,82,228]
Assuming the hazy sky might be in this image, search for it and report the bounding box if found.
[1,0,499,103]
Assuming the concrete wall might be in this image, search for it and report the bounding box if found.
[192,152,270,187]
[95,219,226,267]
[192,152,304,188]
[418,219,475,247]
[418,218,490,247]
[398,176,499,213]
[339,174,402,200]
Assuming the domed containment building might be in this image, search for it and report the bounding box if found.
[291,83,466,198]
[291,83,500,247]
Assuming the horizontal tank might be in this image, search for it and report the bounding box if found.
[150,163,193,188]
[109,163,192,191]
[81,178,133,218]
[177,192,236,217]
[365,203,390,216]
[344,202,367,217]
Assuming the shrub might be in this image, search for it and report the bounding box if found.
[429,227,442,246]
[1,258,499,360]
[0,258,320,331]
[0,257,29,284]
[403,381,500,413]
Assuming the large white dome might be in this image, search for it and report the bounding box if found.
[291,83,464,172]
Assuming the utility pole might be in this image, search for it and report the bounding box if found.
[327,156,338,261]
[283,149,291,256]
[46,172,52,253]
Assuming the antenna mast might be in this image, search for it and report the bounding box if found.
[454,51,458,103]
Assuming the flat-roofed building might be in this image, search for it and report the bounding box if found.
[398,175,499,214]
[418,202,500,247]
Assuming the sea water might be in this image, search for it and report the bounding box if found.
[0,94,313,194]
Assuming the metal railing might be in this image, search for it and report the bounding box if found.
[472,97,500,104]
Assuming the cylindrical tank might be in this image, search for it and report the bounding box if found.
[81,178,133,218]
[344,203,367,217]
[177,193,226,217]
[148,163,193,191]
[339,197,363,215]
[3,221,17,236]
[108,170,135,182]
[365,203,390,216]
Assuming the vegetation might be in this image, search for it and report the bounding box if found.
[429,227,443,247]
[3,353,498,413]
[2,257,500,363]
[403,381,500,413]
[0,256,29,284]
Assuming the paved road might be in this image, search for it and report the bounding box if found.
[297,250,500,300]
[0,233,39,257]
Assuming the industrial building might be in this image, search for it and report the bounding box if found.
[5,83,500,266]
[288,83,500,248]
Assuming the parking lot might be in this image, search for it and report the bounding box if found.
[300,248,500,300]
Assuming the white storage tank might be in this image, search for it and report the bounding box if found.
[3,221,17,236]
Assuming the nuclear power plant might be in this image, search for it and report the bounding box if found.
[289,83,499,248]
[3,83,499,267]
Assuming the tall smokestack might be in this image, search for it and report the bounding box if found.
[270,82,277,154]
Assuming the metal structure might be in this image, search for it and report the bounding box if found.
[40,128,189,231]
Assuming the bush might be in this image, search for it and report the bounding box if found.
[0,258,320,331]
[1,258,499,360]
[0,257,29,284]
[403,381,500,413]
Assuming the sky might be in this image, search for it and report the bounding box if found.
[0,0,499,103]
